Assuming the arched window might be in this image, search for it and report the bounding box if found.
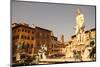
[22,29,24,32]
[28,30,30,33]
[27,43,29,48]
[24,36,26,40]
[27,36,30,40]
[21,35,24,39]
[31,36,34,40]
[18,29,21,32]
[31,44,33,48]
[32,31,34,34]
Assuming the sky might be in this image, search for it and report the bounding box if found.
[11,0,96,41]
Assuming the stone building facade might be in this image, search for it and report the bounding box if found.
[12,23,58,63]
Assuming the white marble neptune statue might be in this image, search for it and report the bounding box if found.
[75,8,85,44]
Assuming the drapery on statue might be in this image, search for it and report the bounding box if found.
[75,7,85,44]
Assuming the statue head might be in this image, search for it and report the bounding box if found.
[77,7,81,15]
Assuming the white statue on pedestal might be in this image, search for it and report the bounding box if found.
[75,8,85,44]
[38,44,47,60]
[16,52,21,63]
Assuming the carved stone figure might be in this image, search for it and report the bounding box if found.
[38,44,47,60]
[75,8,85,44]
